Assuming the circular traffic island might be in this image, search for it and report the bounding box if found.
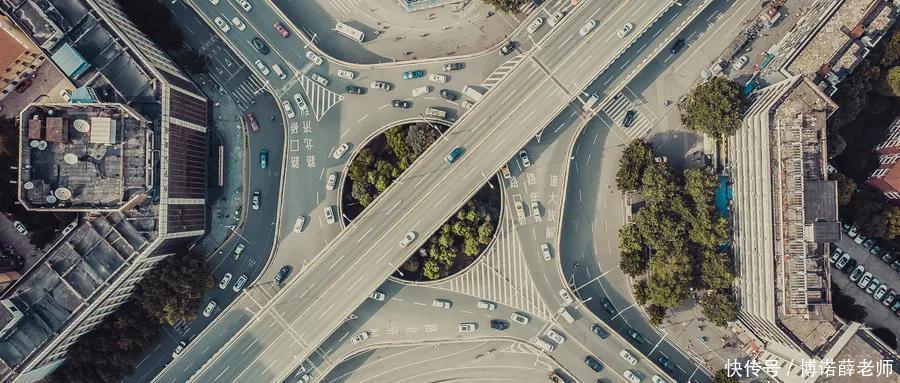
[340,122,500,282]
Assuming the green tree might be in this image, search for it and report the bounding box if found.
[405,123,440,157]
[832,171,856,206]
[619,223,643,253]
[701,251,735,290]
[831,282,868,322]
[700,290,738,326]
[477,220,494,244]
[633,280,649,305]
[868,205,900,240]
[647,248,692,308]
[640,162,679,203]
[615,139,655,191]
[684,167,718,208]
[482,0,523,12]
[714,369,739,383]
[646,304,666,326]
[830,60,879,133]
[385,126,413,169]
[134,252,213,325]
[348,148,375,182]
[351,179,375,207]
[887,66,900,96]
[678,76,747,137]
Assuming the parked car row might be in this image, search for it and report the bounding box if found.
[832,224,900,316]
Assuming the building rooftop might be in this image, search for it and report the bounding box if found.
[0,18,27,75]
[785,0,876,76]
[18,104,150,211]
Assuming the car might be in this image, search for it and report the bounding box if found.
[541,243,552,261]
[893,259,900,272]
[584,356,604,372]
[857,272,873,288]
[624,370,642,383]
[209,0,219,4]
[623,110,637,127]
[233,243,246,260]
[439,89,456,101]
[477,301,496,310]
[510,312,529,325]
[548,12,565,27]
[402,70,424,80]
[882,252,895,264]
[251,190,261,210]
[527,17,544,33]
[620,349,638,365]
[883,291,896,306]
[848,225,859,237]
[259,149,268,169]
[892,299,900,312]
[670,38,685,54]
[59,89,71,102]
[849,265,865,281]
[326,172,338,190]
[843,258,857,273]
[652,375,670,383]
[293,216,306,233]
[446,147,464,164]
[231,17,246,31]
[617,22,634,38]
[600,298,617,315]
[835,253,851,269]
[370,291,386,301]
[273,22,290,37]
[293,94,310,115]
[351,332,369,344]
[874,284,889,300]
[866,278,881,294]
[214,17,230,33]
[501,164,511,180]
[306,51,323,65]
[281,100,295,119]
[829,248,842,263]
[458,323,477,333]
[274,265,292,283]
[61,221,77,236]
[626,328,646,344]
[558,289,573,305]
[412,85,431,97]
[399,231,417,248]
[202,301,217,317]
[251,37,269,54]
[337,69,355,80]
[232,275,248,292]
[578,20,597,36]
[855,233,866,244]
[732,55,749,70]
[346,85,365,94]
[254,60,270,76]
[546,329,565,344]
[657,356,676,373]
[443,63,463,71]
[842,222,852,232]
[333,143,350,159]
[871,245,883,256]
[311,73,329,86]
[236,0,252,11]
[172,340,188,359]
[531,201,542,221]
[370,81,392,91]
[13,79,31,93]
[12,221,27,235]
[489,319,509,330]
[461,99,474,109]
[519,149,531,168]
[391,99,410,108]
[219,273,233,289]
[324,206,336,224]
[429,73,447,83]
[653,156,668,163]
[862,238,875,249]
[499,41,516,55]
[432,299,452,309]
[591,323,609,339]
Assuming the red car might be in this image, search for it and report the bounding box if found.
[246,113,260,132]
[274,22,290,38]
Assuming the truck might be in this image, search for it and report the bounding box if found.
[559,307,575,324]
[424,107,446,118]
[462,85,485,102]
[532,338,554,353]
[513,194,527,223]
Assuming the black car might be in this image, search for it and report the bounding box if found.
[489,319,509,330]
[670,38,685,54]
[274,265,292,284]
[600,298,617,315]
[443,62,463,71]
[252,37,270,55]
[500,41,516,55]
[892,259,900,272]
[346,86,365,94]
[439,89,456,101]
[623,110,637,127]
[584,356,604,372]
[626,328,646,344]
[843,258,857,273]
[657,356,676,373]
[590,323,609,339]
[391,99,410,109]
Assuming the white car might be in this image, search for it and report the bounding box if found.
[218,273,233,289]
[624,370,641,383]
[13,221,27,235]
[370,81,392,91]
[558,289,573,305]
[306,51,323,65]
[511,312,529,325]
[428,73,447,83]
[540,243,552,261]
[531,201,542,222]
[172,341,187,359]
[293,93,310,115]
[333,143,349,159]
[578,20,597,36]
[293,216,306,233]
[236,0,252,11]
[548,12,564,27]
[620,349,638,365]
[209,0,219,5]
[519,149,531,168]
[546,329,565,344]
[202,301,217,317]
[324,206,336,224]
[432,299,452,309]
[231,17,246,31]
[281,100,295,119]
[337,69,355,80]
[351,332,369,344]
[214,17,230,33]
[873,284,888,300]
[652,375,670,383]
[254,60,270,76]
[326,172,338,190]
[476,301,496,310]
[311,73,329,86]
[617,22,634,38]
[732,55,749,70]
[232,274,248,292]
[458,323,477,333]
[399,231,417,248]
[527,17,544,33]
[370,291,386,301]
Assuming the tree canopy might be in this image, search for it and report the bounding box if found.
[700,290,738,326]
[615,139,655,191]
[678,76,747,137]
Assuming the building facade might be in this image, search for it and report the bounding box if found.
[866,116,900,201]
[0,14,44,102]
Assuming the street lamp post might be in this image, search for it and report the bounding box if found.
[226,225,249,243]
[418,114,448,143]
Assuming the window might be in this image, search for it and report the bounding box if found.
[872,168,889,178]
[885,192,900,199]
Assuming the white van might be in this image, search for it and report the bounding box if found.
[623,370,642,383]
[412,85,431,97]
[559,307,575,324]
[424,107,446,118]
[532,338,554,353]
[582,93,600,111]
[272,64,286,80]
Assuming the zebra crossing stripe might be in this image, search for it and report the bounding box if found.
[601,96,654,140]
[298,75,344,122]
[483,55,526,89]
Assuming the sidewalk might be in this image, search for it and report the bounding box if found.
[658,300,749,372]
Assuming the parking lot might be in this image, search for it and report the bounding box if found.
[830,224,900,348]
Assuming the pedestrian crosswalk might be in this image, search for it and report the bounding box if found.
[482,54,527,89]
[328,0,361,17]
[298,74,344,122]
[597,94,654,140]
[231,75,268,111]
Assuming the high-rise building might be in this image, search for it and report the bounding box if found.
[0,0,207,381]
[0,14,44,102]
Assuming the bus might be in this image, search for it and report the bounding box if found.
[335,22,364,43]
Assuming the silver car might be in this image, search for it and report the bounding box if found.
[326,172,338,190]
[857,272,873,288]
[399,231,417,248]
